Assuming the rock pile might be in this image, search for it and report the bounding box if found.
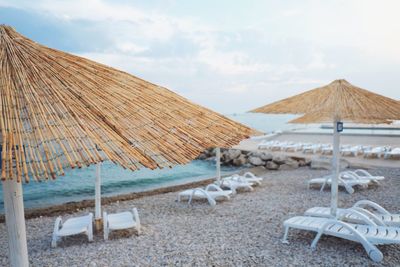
[197,148,311,170]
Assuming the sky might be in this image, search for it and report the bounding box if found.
[1,0,400,114]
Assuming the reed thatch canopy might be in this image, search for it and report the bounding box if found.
[251,79,400,124]
[0,25,252,182]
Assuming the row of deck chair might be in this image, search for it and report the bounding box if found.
[308,169,384,194]
[258,140,400,159]
[282,200,400,262]
[177,172,262,206]
[52,208,140,247]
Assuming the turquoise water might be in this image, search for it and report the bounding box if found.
[0,160,238,212]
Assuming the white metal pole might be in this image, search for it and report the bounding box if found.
[95,163,101,220]
[331,119,341,217]
[3,179,29,267]
[216,147,221,183]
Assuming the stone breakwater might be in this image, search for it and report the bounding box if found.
[197,148,311,170]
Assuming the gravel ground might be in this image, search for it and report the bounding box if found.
[0,167,399,266]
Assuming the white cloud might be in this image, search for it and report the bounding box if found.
[3,0,400,113]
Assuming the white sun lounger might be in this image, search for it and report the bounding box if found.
[363,146,387,158]
[308,174,370,194]
[305,200,400,227]
[341,170,384,184]
[52,213,93,248]
[282,209,400,262]
[302,144,323,154]
[240,172,263,185]
[282,143,304,152]
[321,145,333,155]
[103,208,141,240]
[258,140,277,149]
[178,184,234,206]
[384,147,400,159]
[218,175,254,192]
[271,141,289,151]
[341,145,363,156]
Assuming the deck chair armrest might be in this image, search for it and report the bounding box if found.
[243,172,255,179]
[205,184,222,192]
[354,169,372,177]
[311,220,383,262]
[338,177,355,194]
[351,207,386,226]
[353,200,391,215]
[339,208,377,226]
[190,188,216,207]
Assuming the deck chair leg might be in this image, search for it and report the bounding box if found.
[282,226,290,244]
[310,231,324,250]
[320,181,326,192]
[51,235,59,248]
[87,223,93,242]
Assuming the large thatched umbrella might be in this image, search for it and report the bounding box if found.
[0,25,252,266]
[251,79,400,217]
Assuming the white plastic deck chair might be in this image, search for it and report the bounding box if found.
[282,209,400,262]
[271,141,287,151]
[258,140,273,149]
[177,184,233,206]
[303,144,322,154]
[240,172,263,185]
[305,200,400,227]
[218,175,254,192]
[321,145,333,155]
[52,213,93,248]
[308,173,370,194]
[341,145,363,156]
[258,140,279,150]
[384,147,400,159]
[341,170,384,184]
[282,142,303,152]
[363,146,387,158]
[103,208,141,240]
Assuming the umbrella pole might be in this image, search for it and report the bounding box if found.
[95,163,102,231]
[331,119,341,217]
[216,147,221,184]
[2,179,29,267]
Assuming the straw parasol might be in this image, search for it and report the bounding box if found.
[251,79,400,217]
[0,25,252,266]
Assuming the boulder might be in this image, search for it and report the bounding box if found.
[265,161,279,170]
[248,151,262,158]
[272,155,287,165]
[224,149,242,161]
[283,158,299,169]
[232,154,247,166]
[297,159,307,167]
[197,153,208,160]
[310,156,349,170]
[279,161,299,170]
[248,156,264,166]
[208,148,217,157]
[260,152,273,161]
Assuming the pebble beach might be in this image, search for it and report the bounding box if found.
[0,167,399,266]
